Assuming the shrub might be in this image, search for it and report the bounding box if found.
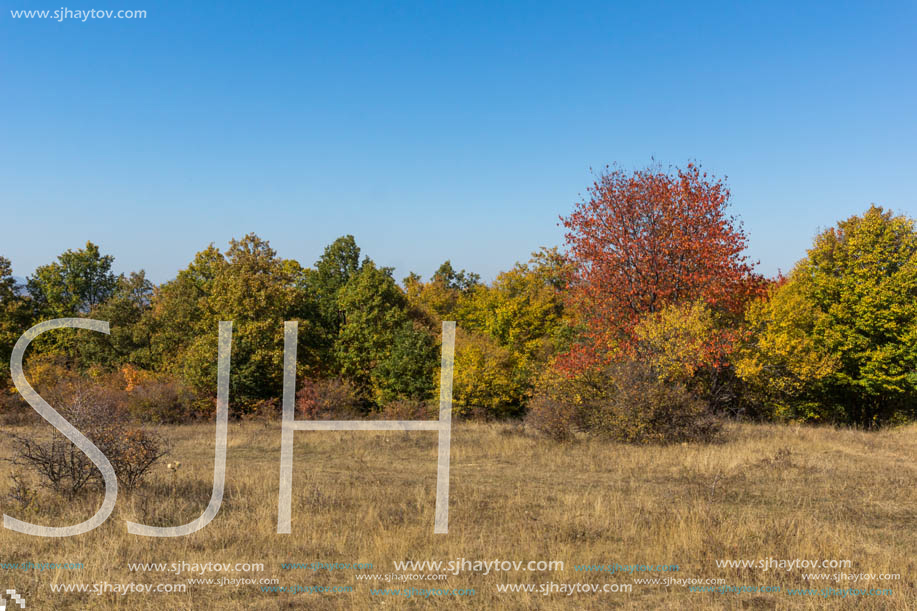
[295,377,361,420]
[6,376,167,495]
[105,427,167,491]
[125,378,198,423]
[526,364,606,441]
[528,360,720,444]
[586,360,721,444]
[9,431,98,497]
[376,399,435,421]
[525,394,581,441]
[632,301,744,417]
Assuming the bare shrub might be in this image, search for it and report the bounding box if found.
[525,394,581,441]
[8,433,97,497]
[376,399,435,421]
[295,377,361,420]
[585,360,721,444]
[6,472,37,513]
[6,376,167,495]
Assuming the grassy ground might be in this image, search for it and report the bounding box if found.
[0,420,914,609]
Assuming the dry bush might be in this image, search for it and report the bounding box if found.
[6,376,167,495]
[525,394,581,441]
[295,377,362,420]
[0,388,38,426]
[585,360,721,444]
[9,432,98,497]
[125,378,198,423]
[376,398,435,420]
[107,428,168,491]
[528,360,720,444]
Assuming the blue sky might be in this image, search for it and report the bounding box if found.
[2,1,915,284]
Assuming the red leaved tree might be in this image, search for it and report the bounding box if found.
[559,162,764,371]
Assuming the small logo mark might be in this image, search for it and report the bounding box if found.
[0,589,25,610]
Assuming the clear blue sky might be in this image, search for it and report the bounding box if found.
[2,1,915,284]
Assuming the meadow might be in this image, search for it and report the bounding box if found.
[0,420,914,610]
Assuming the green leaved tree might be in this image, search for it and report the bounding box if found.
[335,260,427,403]
[27,241,119,317]
[149,234,321,415]
[737,205,917,426]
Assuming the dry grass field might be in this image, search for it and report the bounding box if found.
[0,420,915,610]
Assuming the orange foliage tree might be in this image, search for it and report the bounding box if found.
[560,163,764,370]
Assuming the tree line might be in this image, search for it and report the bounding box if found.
[1,162,915,439]
[0,234,571,423]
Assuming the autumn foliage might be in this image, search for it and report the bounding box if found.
[560,163,765,370]
[736,205,917,426]
[2,170,915,445]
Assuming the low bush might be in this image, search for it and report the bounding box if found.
[296,377,361,420]
[125,378,198,423]
[5,376,167,495]
[376,399,435,421]
[585,360,721,444]
[525,365,606,441]
[528,359,720,444]
[525,394,581,441]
